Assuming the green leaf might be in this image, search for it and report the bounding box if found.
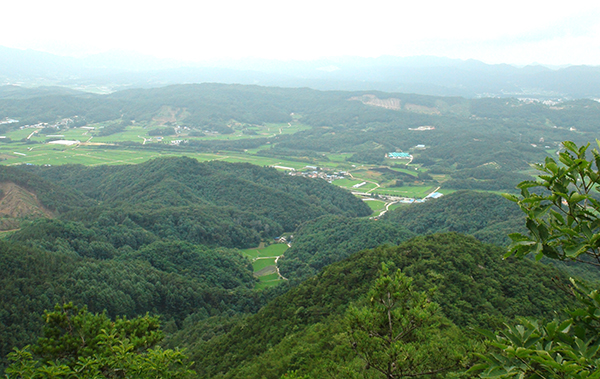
[517,181,542,190]
[564,243,588,258]
[562,141,578,153]
[559,153,574,167]
[550,210,566,225]
[545,159,559,175]
[534,243,544,261]
[508,233,531,242]
[569,193,588,204]
[532,204,553,219]
[501,193,519,202]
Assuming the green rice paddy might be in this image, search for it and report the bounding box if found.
[241,243,288,289]
[364,199,386,213]
[252,258,277,272]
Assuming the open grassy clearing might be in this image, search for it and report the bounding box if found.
[0,143,225,166]
[351,169,385,181]
[255,278,282,290]
[241,244,287,289]
[373,185,437,198]
[260,243,288,255]
[364,199,386,212]
[256,271,283,290]
[327,153,353,162]
[4,129,34,140]
[333,178,378,191]
[388,166,418,176]
[387,202,405,211]
[254,266,277,277]
[264,122,312,135]
[241,243,288,259]
[252,258,277,272]
[2,133,355,174]
[258,273,280,282]
[220,154,310,170]
[244,145,272,154]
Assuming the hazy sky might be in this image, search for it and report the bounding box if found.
[3,0,600,66]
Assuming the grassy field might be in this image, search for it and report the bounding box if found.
[332,178,377,191]
[13,121,313,147]
[241,243,288,259]
[241,243,287,289]
[387,203,405,212]
[388,166,419,177]
[0,143,224,166]
[252,258,277,272]
[364,199,386,213]
[327,153,353,163]
[373,185,437,198]
[254,280,281,290]
[258,273,280,282]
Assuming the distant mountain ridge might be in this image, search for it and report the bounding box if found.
[2,46,600,98]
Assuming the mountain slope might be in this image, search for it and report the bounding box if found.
[188,233,573,378]
[384,190,526,246]
[28,157,371,234]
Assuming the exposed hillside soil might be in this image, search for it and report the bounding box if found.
[152,106,189,125]
[0,182,53,230]
[350,94,402,110]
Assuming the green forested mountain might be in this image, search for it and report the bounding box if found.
[279,215,416,282]
[0,164,91,213]
[2,84,599,378]
[0,158,369,372]
[384,190,526,246]
[23,157,370,245]
[0,164,589,377]
[278,191,524,284]
[0,237,269,368]
[186,233,573,378]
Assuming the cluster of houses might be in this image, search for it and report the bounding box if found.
[0,118,18,125]
[518,98,563,106]
[19,117,75,130]
[374,191,443,204]
[408,126,435,131]
[286,166,348,183]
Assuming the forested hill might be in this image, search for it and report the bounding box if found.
[384,190,526,246]
[277,191,524,283]
[25,157,370,233]
[0,164,91,213]
[278,215,416,282]
[185,233,574,378]
[0,158,370,371]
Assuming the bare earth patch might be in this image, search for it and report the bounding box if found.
[0,182,53,230]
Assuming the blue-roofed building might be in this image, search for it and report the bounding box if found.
[387,152,412,159]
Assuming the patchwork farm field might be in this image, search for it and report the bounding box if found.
[252,258,277,272]
[372,185,438,198]
[0,143,225,166]
[241,243,288,289]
